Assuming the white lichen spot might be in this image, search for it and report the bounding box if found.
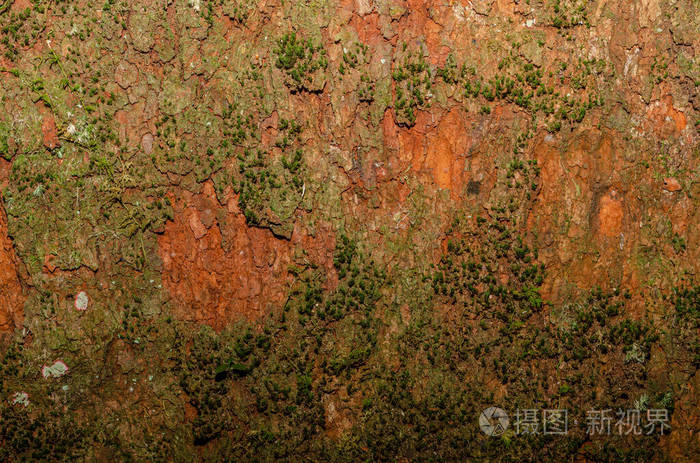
[623,47,640,78]
[452,4,466,23]
[625,343,647,364]
[42,360,69,379]
[32,184,45,197]
[67,123,76,135]
[11,391,29,407]
[75,291,89,311]
[190,0,201,12]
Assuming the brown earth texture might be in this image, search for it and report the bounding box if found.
[0,0,699,461]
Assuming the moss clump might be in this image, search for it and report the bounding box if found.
[671,280,700,368]
[0,122,9,160]
[232,117,307,238]
[549,0,590,29]
[339,42,375,102]
[274,32,328,93]
[222,0,254,23]
[392,48,432,126]
[0,221,684,462]
[0,406,91,461]
[436,52,606,132]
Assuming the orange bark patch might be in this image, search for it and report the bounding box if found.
[348,11,381,45]
[662,177,682,192]
[158,183,335,328]
[38,104,59,149]
[597,190,624,237]
[0,201,24,332]
[424,108,469,194]
[647,95,687,138]
[382,108,471,198]
[402,0,449,65]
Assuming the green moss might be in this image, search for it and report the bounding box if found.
[274,32,328,93]
[0,1,694,461]
[0,122,9,160]
[392,48,432,126]
[232,117,308,238]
